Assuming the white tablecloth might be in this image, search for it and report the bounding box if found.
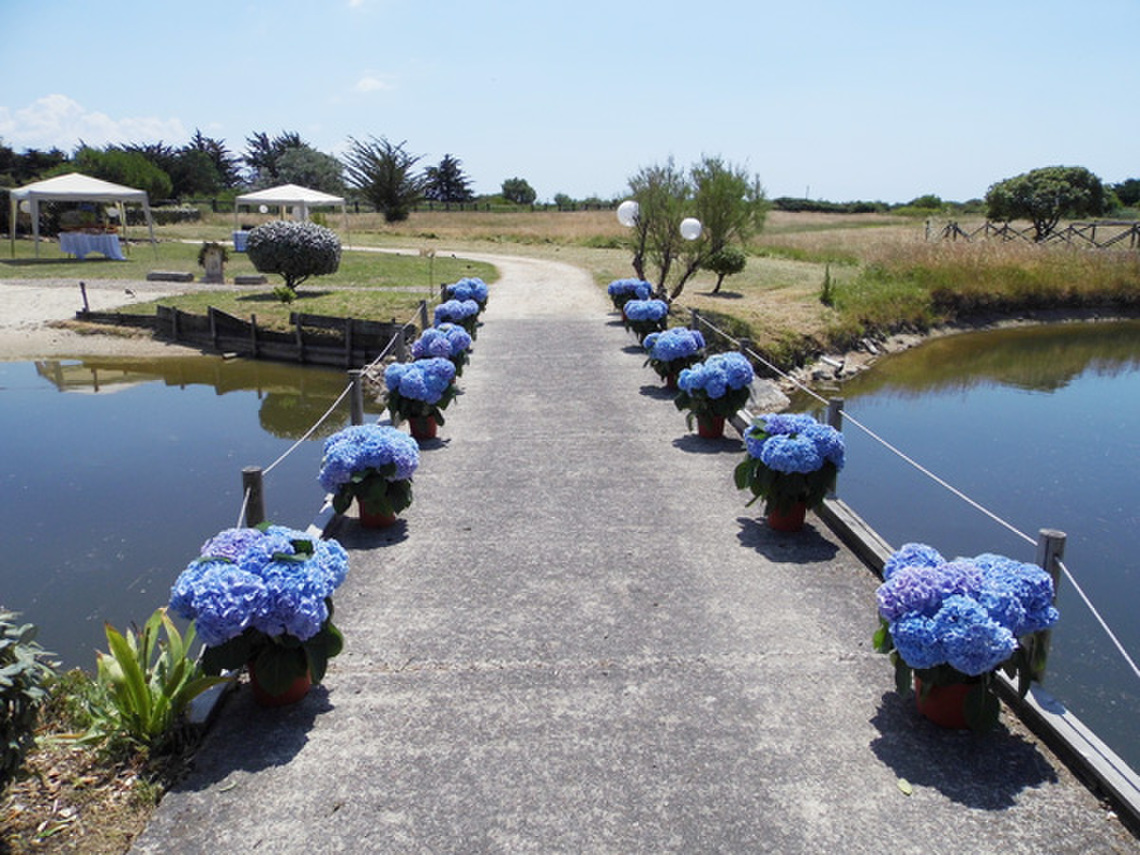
[59,232,125,260]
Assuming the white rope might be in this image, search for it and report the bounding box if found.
[237,485,251,528]
[1057,559,1140,682]
[262,380,353,476]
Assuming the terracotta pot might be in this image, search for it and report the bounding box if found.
[409,415,438,440]
[248,662,312,707]
[766,501,807,532]
[914,676,972,729]
[357,499,397,528]
[696,414,725,439]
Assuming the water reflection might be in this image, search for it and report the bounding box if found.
[31,355,373,439]
[837,320,1140,397]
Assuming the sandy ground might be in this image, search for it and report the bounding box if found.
[0,276,228,359]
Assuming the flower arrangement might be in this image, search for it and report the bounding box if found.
[733,413,845,515]
[433,298,480,337]
[169,525,349,698]
[318,423,420,519]
[623,298,669,341]
[443,276,489,310]
[673,352,755,427]
[606,278,653,312]
[412,322,473,377]
[643,328,706,381]
[873,542,1060,730]
[384,357,459,427]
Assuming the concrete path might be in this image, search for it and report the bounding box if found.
[131,255,1137,853]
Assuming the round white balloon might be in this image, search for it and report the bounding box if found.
[616,200,639,227]
[680,218,703,240]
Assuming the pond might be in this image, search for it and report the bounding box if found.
[0,354,384,673]
[791,320,1140,774]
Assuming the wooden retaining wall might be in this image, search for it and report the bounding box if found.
[75,305,417,368]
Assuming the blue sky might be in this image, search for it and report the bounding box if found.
[2,0,1137,203]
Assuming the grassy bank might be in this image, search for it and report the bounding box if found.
[7,209,1140,367]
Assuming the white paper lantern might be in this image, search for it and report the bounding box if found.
[616,199,639,227]
[680,217,703,240]
[18,200,31,214]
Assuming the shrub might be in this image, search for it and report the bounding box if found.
[246,220,342,294]
[1,610,56,790]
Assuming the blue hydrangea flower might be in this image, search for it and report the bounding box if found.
[933,595,1017,676]
[433,299,480,325]
[446,277,489,304]
[169,526,350,645]
[200,527,267,562]
[890,613,944,670]
[623,299,669,322]
[645,328,705,363]
[882,542,945,580]
[758,434,824,474]
[319,423,420,491]
[384,358,456,405]
[759,413,818,436]
[607,278,653,301]
[876,565,946,622]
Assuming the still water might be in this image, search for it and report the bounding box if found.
[793,320,1140,773]
[0,355,382,672]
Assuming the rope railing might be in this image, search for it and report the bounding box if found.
[688,307,1139,686]
[235,310,424,528]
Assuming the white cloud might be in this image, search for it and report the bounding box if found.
[354,75,394,93]
[0,94,187,150]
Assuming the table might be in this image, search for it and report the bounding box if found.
[59,232,125,260]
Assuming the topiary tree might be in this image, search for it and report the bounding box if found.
[1,610,55,791]
[704,246,747,294]
[985,165,1107,241]
[246,220,341,296]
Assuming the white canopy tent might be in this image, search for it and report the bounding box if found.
[233,183,350,244]
[8,172,156,258]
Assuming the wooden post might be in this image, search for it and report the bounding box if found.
[250,313,259,357]
[349,369,365,426]
[79,281,89,313]
[418,299,429,332]
[395,324,407,362]
[242,466,266,527]
[1031,528,1066,682]
[690,308,701,331]
[827,398,845,498]
[738,337,752,357]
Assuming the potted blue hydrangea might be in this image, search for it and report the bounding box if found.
[606,278,653,314]
[169,525,349,705]
[733,413,845,531]
[643,327,706,388]
[433,298,480,338]
[384,357,458,440]
[673,352,755,438]
[443,276,489,311]
[412,322,473,377]
[319,423,420,526]
[622,298,669,342]
[873,543,1060,731]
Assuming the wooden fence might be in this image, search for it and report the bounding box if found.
[75,305,422,368]
[936,220,1140,249]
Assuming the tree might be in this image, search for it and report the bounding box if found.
[624,156,766,300]
[274,146,346,195]
[705,247,747,294]
[245,220,341,296]
[342,136,424,222]
[1113,178,1140,208]
[501,177,536,205]
[985,166,1107,241]
[187,129,242,189]
[244,131,305,184]
[69,146,173,200]
[424,154,474,204]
